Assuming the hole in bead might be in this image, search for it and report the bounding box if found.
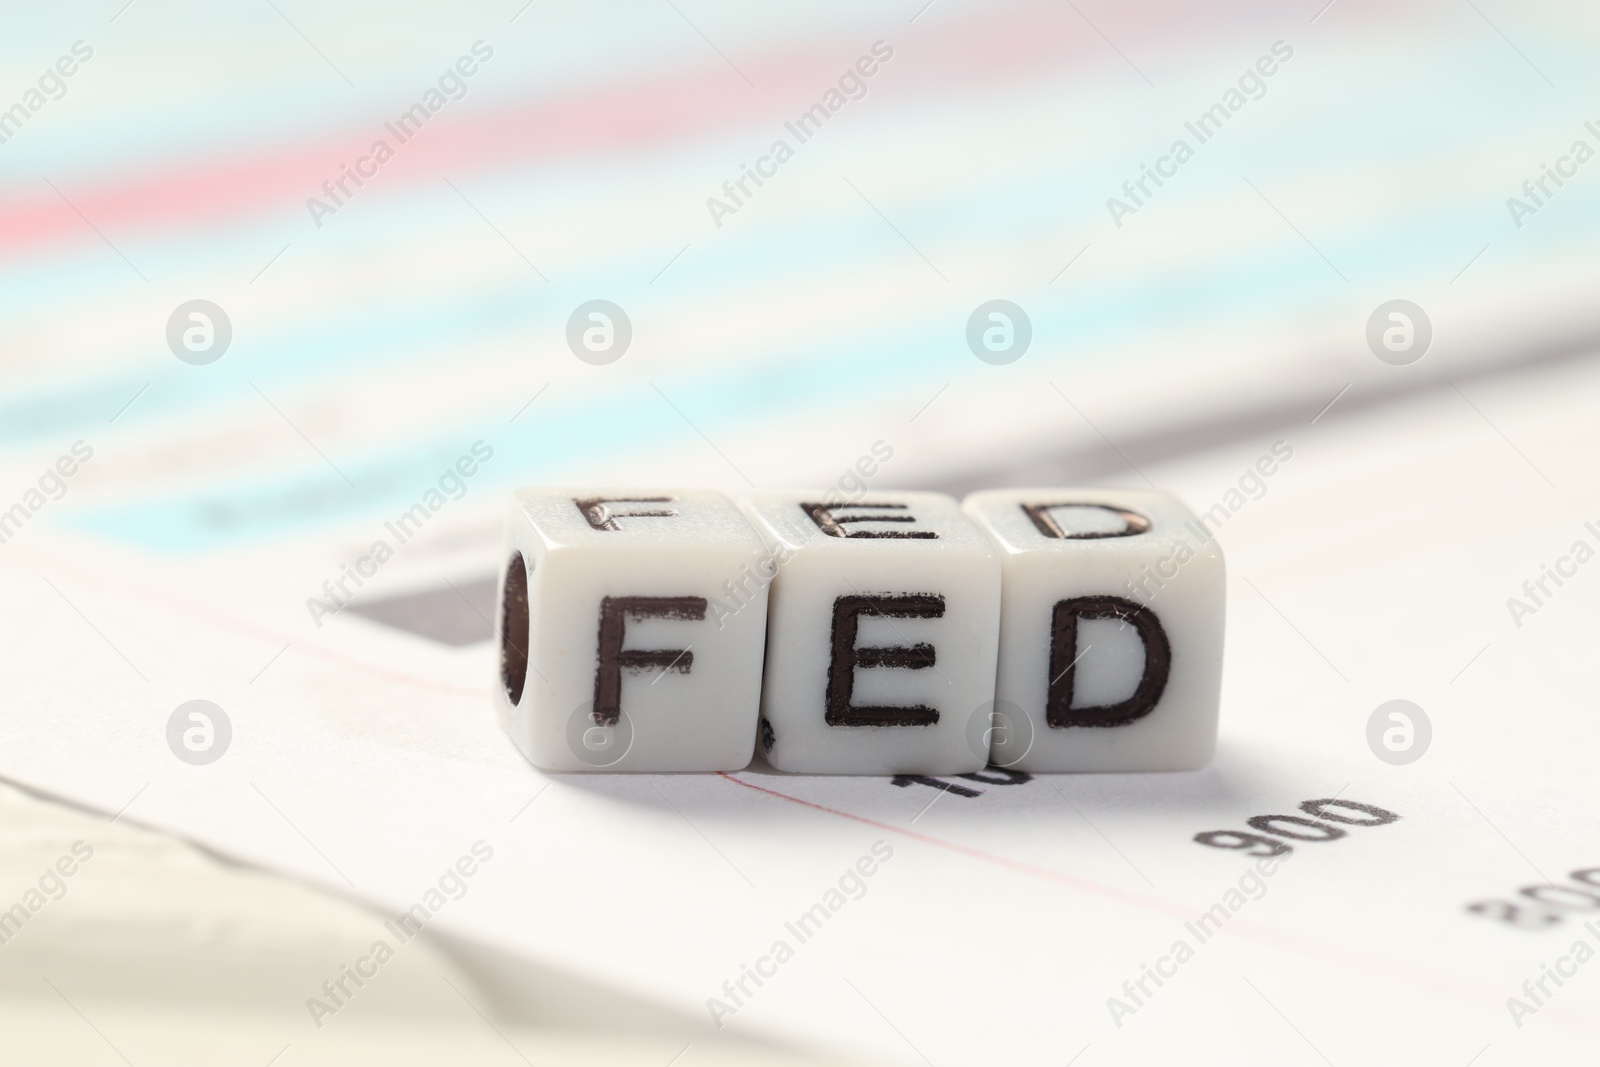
[500,552,530,705]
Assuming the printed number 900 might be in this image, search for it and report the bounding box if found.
[1194,798,1400,858]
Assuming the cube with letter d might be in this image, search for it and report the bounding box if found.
[962,488,1224,772]
[740,491,1001,774]
[495,489,769,771]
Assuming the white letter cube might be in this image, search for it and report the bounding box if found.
[496,489,769,771]
[961,488,1224,772]
[739,491,1001,774]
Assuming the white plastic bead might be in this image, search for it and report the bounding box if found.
[496,489,768,772]
[738,491,1001,774]
[961,488,1224,772]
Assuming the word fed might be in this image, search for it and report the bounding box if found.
[495,488,1224,774]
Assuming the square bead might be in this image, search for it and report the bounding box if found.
[739,491,1001,774]
[496,489,768,771]
[961,488,1224,772]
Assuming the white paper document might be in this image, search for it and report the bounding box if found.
[2,348,1596,1065]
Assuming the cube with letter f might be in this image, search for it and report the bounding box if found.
[496,489,769,771]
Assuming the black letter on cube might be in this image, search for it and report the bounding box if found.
[593,596,707,725]
[802,502,938,539]
[826,594,944,727]
[575,496,678,532]
[1047,595,1170,728]
[1021,502,1151,540]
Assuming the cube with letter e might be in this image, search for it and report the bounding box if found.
[961,488,1224,772]
[739,491,1001,774]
